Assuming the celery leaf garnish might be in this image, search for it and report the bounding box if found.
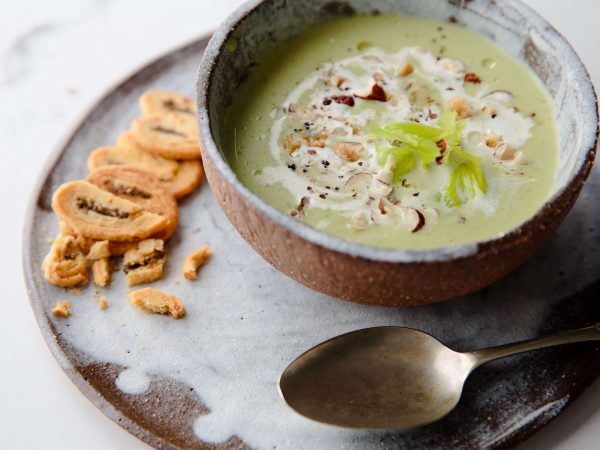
[376,147,417,183]
[443,150,488,207]
[373,110,487,207]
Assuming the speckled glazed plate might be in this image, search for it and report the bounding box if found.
[23,33,600,450]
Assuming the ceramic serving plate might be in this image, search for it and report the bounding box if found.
[23,34,600,450]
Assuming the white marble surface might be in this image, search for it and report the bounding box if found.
[2,0,599,448]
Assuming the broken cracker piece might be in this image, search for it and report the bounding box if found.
[52,300,71,318]
[128,288,185,319]
[42,234,88,287]
[123,239,166,286]
[183,245,212,281]
[87,240,111,260]
[92,258,111,287]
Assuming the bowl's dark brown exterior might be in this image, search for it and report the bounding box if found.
[197,0,598,307]
[202,142,595,306]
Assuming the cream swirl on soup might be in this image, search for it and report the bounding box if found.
[225,15,557,249]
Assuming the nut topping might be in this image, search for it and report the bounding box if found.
[464,72,481,84]
[351,211,371,231]
[514,151,529,165]
[484,90,514,103]
[439,58,466,73]
[399,207,426,233]
[398,62,414,77]
[482,105,497,117]
[333,142,363,162]
[376,154,396,185]
[484,132,503,148]
[494,143,516,161]
[445,97,472,120]
[356,84,388,102]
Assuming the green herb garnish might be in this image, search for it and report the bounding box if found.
[442,145,487,207]
[373,110,487,207]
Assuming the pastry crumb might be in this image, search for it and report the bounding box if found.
[51,300,71,318]
[128,288,185,319]
[92,258,112,287]
[99,296,108,310]
[183,245,212,281]
[87,240,111,260]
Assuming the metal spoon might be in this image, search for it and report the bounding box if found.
[279,324,600,429]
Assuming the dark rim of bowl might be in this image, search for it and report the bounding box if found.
[196,0,599,264]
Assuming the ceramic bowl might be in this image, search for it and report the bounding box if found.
[196,0,598,306]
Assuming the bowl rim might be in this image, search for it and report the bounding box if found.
[196,0,599,264]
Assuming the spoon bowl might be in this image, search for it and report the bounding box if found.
[279,324,600,429]
[279,327,476,429]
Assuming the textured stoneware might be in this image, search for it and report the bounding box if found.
[23,32,600,450]
[197,0,598,306]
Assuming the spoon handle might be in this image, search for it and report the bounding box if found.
[469,322,600,367]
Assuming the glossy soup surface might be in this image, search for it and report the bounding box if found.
[224,15,558,249]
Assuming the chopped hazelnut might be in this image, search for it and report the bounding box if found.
[439,58,466,73]
[485,90,514,103]
[494,143,516,161]
[514,151,529,165]
[484,132,503,148]
[482,105,497,117]
[376,154,396,185]
[356,84,388,102]
[464,72,482,83]
[333,142,363,162]
[399,207,426,233]
[399,62,414,77]
[308,130,328,148]
[424,207,440,221]
[351,211,370,231]
[412,86,430,102]
[332,127,347,136]
[285,135,303,153]
[445,97,472,119]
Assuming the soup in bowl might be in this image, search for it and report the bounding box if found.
[197,0,597,306]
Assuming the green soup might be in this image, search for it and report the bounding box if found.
[224,14,558,249]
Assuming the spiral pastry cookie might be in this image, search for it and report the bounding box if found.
[87,166,179,241]
[52,180,168,242]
